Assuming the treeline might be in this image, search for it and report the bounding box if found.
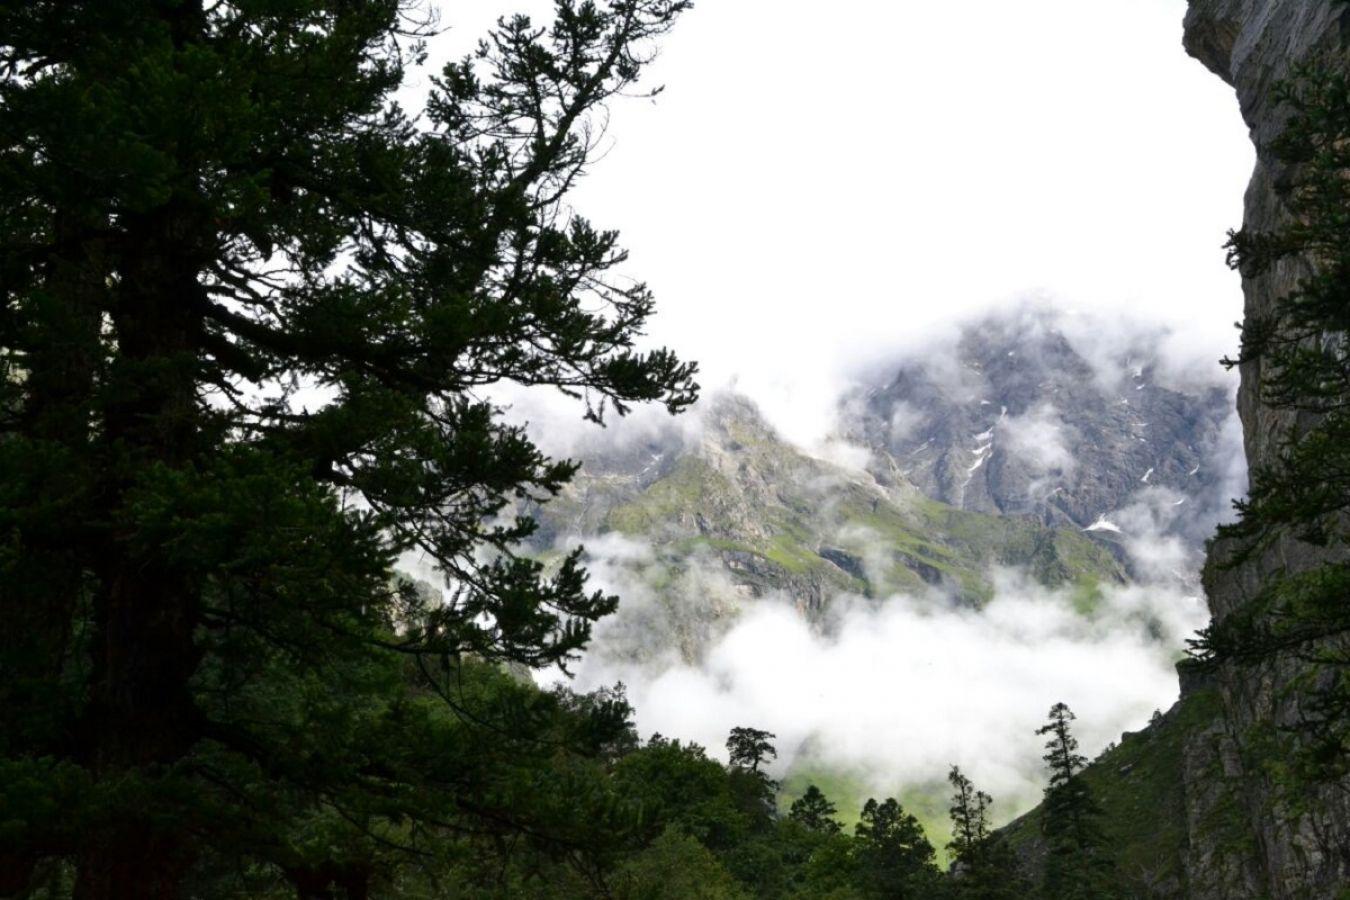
[7,665,1121,899]
[5,595,1125,900]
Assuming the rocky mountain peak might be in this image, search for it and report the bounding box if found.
[843,308,1238,559]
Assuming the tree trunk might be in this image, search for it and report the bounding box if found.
[286,863,370,900]
[73,828,192,900]
[74,198,209,899]
[8,212,105,718]
[0,853,38,898]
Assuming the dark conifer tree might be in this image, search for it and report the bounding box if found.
[1036,703,1114,898]
[724,727,778,828]
[946,766,1027,899]
[726,727,777,773]
[947,766,991,863]
[0,1,694,896]
[853,797,941,899]
[787,785,842,835]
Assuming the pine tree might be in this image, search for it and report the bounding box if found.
[1036,703,1114,898]
[788,785,842,834]
[853,797,941,899]
[947,766,991,863]
[0,2,694,896]
[726,726,777,773]
[946,766,1027,899]
[725,726,778,827]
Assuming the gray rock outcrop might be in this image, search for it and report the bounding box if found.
[848,307,1236,545]
[1184,2,1350,897]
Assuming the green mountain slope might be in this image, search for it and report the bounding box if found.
[996,671,1251,896]
[529,394,1127,660]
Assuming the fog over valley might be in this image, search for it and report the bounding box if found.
[498,303,1246,828]
[420,4,1260,832]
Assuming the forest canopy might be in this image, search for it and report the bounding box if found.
[1,0,697,895]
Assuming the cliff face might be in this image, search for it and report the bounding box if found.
[1184,3,1350,898]
[1183,0,1344,476]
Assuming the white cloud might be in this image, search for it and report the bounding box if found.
[998,403,1077,478]
[559,566,1204,821]
[887,401,927,447]
[414,0,1251,451]
[1114,485,1205,585]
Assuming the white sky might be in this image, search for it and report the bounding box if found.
[419,0,1253,446]
[410,2,1257,814]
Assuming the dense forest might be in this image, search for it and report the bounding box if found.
[3,1,1349,897]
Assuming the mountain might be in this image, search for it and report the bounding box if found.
[843,307,1237,560]
[528,392,1127,663]
[528,306,1237,640]
[522,308,1245,877]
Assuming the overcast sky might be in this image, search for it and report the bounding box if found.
[402,2,1258,809]
[419,0,1253,446]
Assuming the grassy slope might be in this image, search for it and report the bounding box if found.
[539,403,1135,863]
[592,450,1124,609]
[997,686,1242,893]
[776,768,956,867]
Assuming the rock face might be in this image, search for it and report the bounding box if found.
[1181,3,1350,897]
[845,308,1237,556]
[529,393,1128,663]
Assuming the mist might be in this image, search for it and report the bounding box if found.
[422,0,1256,831]
[497,315,1237,838]
[544,511,1209,820]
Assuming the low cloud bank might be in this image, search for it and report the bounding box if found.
[514,302,1240,823]
[551,544,1206,823]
